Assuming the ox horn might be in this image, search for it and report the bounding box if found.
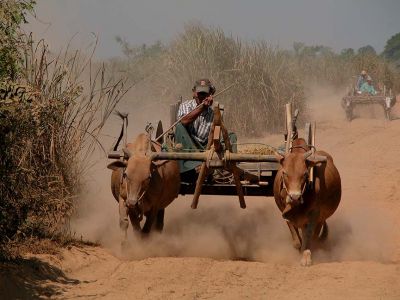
[122,148,133,159]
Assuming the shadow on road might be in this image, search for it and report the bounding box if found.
[0,257,79,299]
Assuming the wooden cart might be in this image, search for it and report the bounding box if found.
[342,85,396,121]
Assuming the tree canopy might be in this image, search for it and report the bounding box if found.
[382,32,400,65]
[357,45,376,55]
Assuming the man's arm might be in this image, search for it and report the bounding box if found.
[180,105,204,125]
[180,96,213,126]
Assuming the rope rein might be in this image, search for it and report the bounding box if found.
[289,144,316,152]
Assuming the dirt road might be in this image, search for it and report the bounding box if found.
[2,87,400,299]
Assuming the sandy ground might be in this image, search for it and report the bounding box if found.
[2,87,400,299]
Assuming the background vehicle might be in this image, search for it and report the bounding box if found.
[342,83,396,121]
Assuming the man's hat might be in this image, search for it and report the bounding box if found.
[194,79,212,93]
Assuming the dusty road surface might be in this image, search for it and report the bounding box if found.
[2,88,400,299]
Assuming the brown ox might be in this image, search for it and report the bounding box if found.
[273,138,341,266]
[107,133,180,241]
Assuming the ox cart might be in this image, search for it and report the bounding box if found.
[107,101,338,266]
[342,84,396,121]
[108,102,314,209]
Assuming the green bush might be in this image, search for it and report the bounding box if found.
[0,36,129,259]
[0,0,35,80]
[0,80,74,244]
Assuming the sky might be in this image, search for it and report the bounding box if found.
[26,0,400,59]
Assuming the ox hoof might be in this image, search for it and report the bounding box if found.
[300,250,312,267]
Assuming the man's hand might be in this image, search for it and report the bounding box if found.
[203,95,213,107]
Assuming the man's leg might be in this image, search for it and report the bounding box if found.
[174,123,203,174]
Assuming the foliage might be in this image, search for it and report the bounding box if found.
[357,45,376,55]
[0,0,35,80]
[292,42,351,86]
[0,36,129,260]
[111,24,306,135]
[110,37,166,85]
[0,1,131,260]
[382,32,400,67]
[292,41,396,90]
[340,48,355,60]
[163,24,307,134]
[112,24,400,135]
[116,36,165,59]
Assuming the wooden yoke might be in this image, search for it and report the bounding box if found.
[191,102,246,209]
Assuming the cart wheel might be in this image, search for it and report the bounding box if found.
[345,108,353,121]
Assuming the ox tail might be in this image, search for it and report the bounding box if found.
[113,111,129,151]
[318,221,329,241]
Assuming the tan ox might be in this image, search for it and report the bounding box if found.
[107,133,180,241]
[273,138,341,266]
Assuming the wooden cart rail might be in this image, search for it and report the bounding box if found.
[108,151,281,163]
[342,95,388,104]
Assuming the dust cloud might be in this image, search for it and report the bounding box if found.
[318,204,396,263]
[110,198,299,264]
[305,83,399,263]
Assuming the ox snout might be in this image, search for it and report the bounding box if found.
[126,197,139,208]
[287,192,302,204]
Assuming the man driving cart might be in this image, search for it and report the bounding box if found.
[175,79,237,176]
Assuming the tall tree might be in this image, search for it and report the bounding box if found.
[382,32,400,64]
[357,45,376,55]
[340,48,355,60]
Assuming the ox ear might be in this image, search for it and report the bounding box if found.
[306,155,327,167]
[107,160,127,170]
